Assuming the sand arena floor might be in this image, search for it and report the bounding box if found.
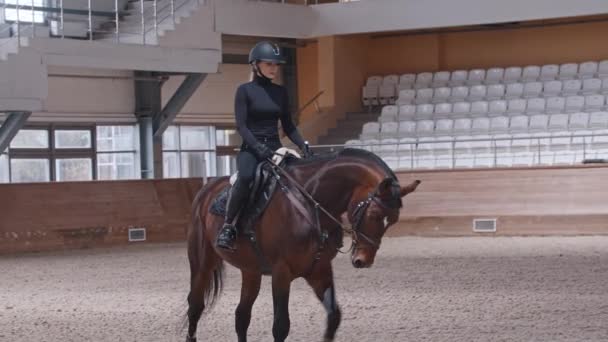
[1,236,607,342]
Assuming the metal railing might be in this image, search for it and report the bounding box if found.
[310,132,608,169]
[0,0,205,50]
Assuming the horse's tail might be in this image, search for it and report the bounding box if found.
[181,178,226,333]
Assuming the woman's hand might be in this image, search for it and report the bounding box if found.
[253,143,274,160]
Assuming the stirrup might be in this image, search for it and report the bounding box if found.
[216,223,237,251]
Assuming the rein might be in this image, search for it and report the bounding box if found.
[267,158,391,253]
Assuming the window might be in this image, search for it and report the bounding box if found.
[55,158,93,181]
[215,128,240,177]
[96,126,139,180]
[10,158,50,183]
[10,129,48,149]
[4,0,45,23]
[162,125,217,178]
[0,151,9,183]
[3,125,139,183]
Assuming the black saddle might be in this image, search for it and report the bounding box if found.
[209,155,295,234]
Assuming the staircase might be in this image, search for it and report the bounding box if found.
[315,110,380,151]
[98,0,201,45]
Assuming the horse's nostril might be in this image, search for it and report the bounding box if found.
[353,259,363,268]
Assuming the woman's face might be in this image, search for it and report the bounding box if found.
[257,61,280,80]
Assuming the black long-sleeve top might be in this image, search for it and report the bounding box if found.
[234,75,306,150]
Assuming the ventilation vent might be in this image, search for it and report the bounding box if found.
[128,228,147,242]
[473,218,497,233]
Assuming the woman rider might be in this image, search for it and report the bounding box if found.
[216,41,312,251]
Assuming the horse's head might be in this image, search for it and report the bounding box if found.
[347,178,421,268]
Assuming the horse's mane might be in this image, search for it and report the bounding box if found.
[287,147,398,181]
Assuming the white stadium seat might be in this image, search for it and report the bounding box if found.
[435,119,454,135]
[522,65,541,81]
[378,84,397,105]
[398,121,416,136]
[603,79,608,95]
[416,104,434,119]
[579,61,599,79]
[543,80,562,97]
[467,69,486,85]
[449,70,468,86]
[470,101,489,117]
[511,133,532,152]
[504,66,523,83]
[382,156,399,170]
[432,71,451,87]
[363,139,381,153]
[494,133,512,153]
[488,100,507,117]
[468,85,487,101]
[490,116,509,133]
[433,87,451,104]
[434,103,453,118]
[589,111,608,129]
[415,88,434,104]
[585,95,605,112]
[548,114,569,131]
[569,112,589,130]
[379,105,399,123]
[565,96,585,113]
[562,79,582,96]
[540,64,559,81]
[581,78,602,95]
[366,76,383,86]
[505,83,524,99]
[598,60,608,78]
[416,120,435,136]
[399,74,416,87]
[398,137,416,153]
[549,131,572,151]
[397,89,416,105]
[453,118,473,134]
[507,99,527,116]
[415,72,433,89]
[485,67,505,85]
[397,83,412,92]
[471,117,490,134]
[558,63,578,80]
[470,134,492,152]
[509,115,529,133]
[361,122,380,139]
[383,75,399,85]
[454,135,474,152]
[526,98,546,114]
[529,114,549,132]
[398,105,417,121]
[378,138,399,157]
[450,86,469,102]
[362,85,379,106]
[452,102,471,118]
[523,82,543,98]
[545,97,566,114]
[486,84,506,100]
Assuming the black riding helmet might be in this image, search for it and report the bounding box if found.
[248,41,286,65]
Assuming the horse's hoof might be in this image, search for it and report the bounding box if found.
[186,337,197,342]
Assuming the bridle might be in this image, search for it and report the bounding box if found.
[346,184,401,252]
[268,161,400,253]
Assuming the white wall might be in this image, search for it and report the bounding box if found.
[212,0,608,38]
[0,48,47,112]
[164,63,250,124]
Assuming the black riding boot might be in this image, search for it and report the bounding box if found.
[216,180,248,251]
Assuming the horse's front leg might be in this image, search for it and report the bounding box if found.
[271,264,293,342]
[305,262,341,342]
[235,271,262,342]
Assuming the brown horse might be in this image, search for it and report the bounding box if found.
[185,148,420,342]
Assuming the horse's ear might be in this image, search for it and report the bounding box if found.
[400,180,421,197]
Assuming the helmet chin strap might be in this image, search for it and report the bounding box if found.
[252,63,272,82]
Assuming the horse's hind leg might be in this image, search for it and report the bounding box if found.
[235,271,262,342]
[305,263,342,342]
